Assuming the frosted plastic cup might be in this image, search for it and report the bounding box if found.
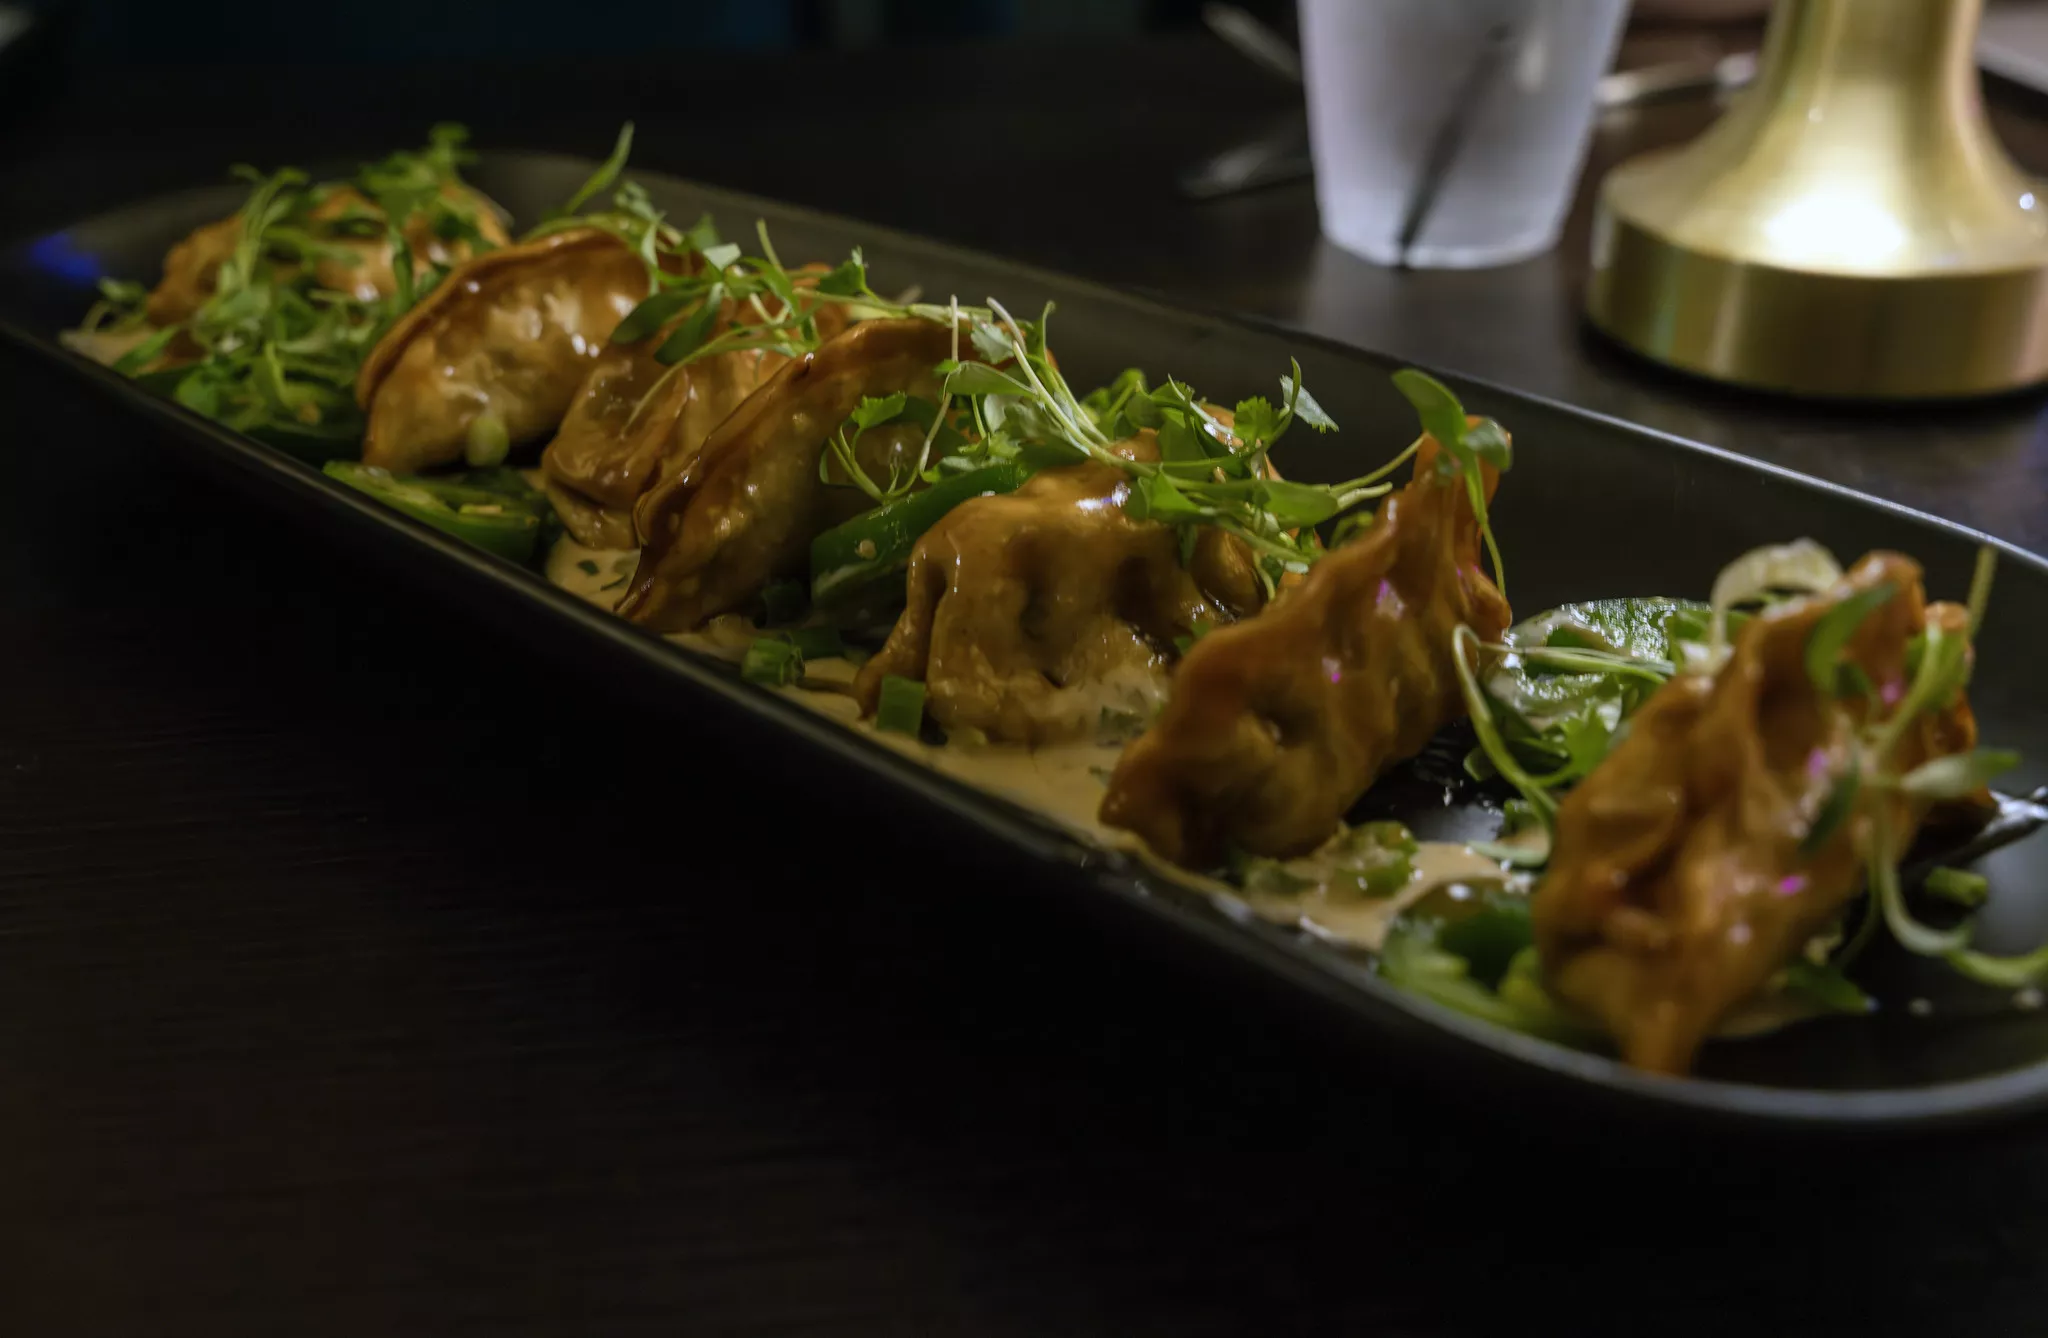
[1300,0,1630,269]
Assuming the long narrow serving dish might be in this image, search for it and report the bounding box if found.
[6,141,2048,1131]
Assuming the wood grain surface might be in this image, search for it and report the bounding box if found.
[4,28,2047,1337]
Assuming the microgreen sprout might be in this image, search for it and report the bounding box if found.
[1785,547,2040,986]
[83,128,502,452]
[1389,369,1511,593]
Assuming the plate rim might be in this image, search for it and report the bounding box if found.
[6,147,2048,1133]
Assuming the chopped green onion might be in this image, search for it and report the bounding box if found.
[1231,850,1315,898]
[464,412,510,467]
[1378,929,1588,1043]
[1329,821,1419,898]
[741,637,804,687]
[1500,799,1542,837]
[875,675,926,735]
[322,461,545,564]
[1426,883,1534,989]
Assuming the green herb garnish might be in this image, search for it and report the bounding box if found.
[87,128,501,454]
[1924,866,1991,909]
[875,675,927,735]
[741,636,804,687]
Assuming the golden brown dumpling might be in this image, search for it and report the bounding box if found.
[145,215,244,327]
[617,317,957,632]
[1532,554,1979,1075]
[355,228,650,474]
[850,436,1262,744]
[1099,434,1510,866]
[539,272,852,549]
[304,185,510,303]
[538,340,703,549]
[142,184,507,327]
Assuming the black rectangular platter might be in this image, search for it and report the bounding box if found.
[5,149,2048,1131]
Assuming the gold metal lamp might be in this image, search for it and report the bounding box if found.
[1587,0,2048,398]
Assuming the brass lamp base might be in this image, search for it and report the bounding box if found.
[1587,0,2048,399]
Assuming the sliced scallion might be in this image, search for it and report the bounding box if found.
[875,675,926,735]
[742,637,803,687]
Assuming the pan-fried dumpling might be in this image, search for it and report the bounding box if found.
[1099,434,1509,865]
[1531,554,1979,1074]
[145,215,245,327]
[304,184,510,304]
[850,437,1264,744]
[143,184,507,327]
[618,317,957,632]
[538,339,703,549]
[356,228,649,474]
[539,273,852,549]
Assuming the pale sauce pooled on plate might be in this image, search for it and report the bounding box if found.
[542,536,1512,953]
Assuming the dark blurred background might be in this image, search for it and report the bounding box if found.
[14,0,1297,60]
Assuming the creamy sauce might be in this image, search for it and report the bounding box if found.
[774,670,1498,948]
[547,536,638,609]
[1241,843,1512,954]
[542,538,1511,952]
[62,327,154,366]
[539,539,1825,1042]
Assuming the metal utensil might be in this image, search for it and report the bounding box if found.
[1907,787,2048,886]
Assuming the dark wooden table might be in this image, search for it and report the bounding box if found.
[5,29,2048,1337]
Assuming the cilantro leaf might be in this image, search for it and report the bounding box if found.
[1232,396,1285,452]
[1259,479,1343,527]
[1280,369,1337,432]
[943,363,1037,399]
[1463,418,1512,469]
[850,392,909,432]
[969,320,1014,365]
[814,250,868,297]
[1124,473,1209,523]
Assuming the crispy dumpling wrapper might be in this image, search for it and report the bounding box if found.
[304,184,511,304]
[539,340,703,549]
[851,438,1260,745]
[356,228,649,474]
[145,214,245,328]
[539,273,851,549]
[1531,554,1979,1075]
[618,317,958,632]
[1099,435,1509,866]
[143,184,507,328]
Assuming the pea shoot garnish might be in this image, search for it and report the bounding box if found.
[79,126,502,457]
[528,129,1496,596]
[1453,539,2040,1009]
